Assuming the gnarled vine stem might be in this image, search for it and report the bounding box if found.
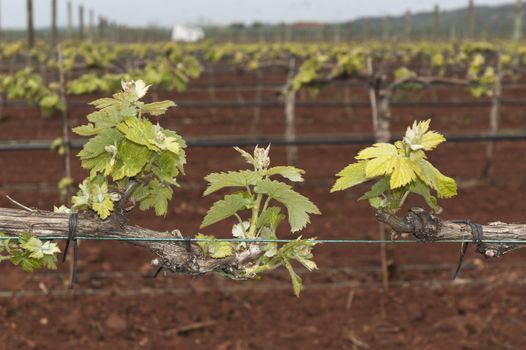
[376,207,525,257]
[0,206,525,277]
[0,207,263,277]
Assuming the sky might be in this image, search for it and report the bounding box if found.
[0,0,517,28]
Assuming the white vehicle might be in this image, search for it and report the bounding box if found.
[171,24,205,42]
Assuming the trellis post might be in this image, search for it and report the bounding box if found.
[484,54,503,179]
[26,0,35,48]
[51,0,58,46]
[78,5,85,40]
[433,4,440,40]
[404,10,412,41]
[514,0,523,42]
[367,56,390,289]
[284,58,297,165]
[67,1,73,39]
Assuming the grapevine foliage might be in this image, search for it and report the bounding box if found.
[0,68,64,115]
[198,146,321,296]
[332,120,457,213]
[0,232,60,272]
[69,80,186,219]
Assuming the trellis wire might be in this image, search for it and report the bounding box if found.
[5,98,526,108]
[1,130,526,152]
[2,236,525,244]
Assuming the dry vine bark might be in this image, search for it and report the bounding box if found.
[0,206,525,277]
[0,207,262,277]
[376,207,526,257]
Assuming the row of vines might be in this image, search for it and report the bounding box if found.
[1,39,526,295]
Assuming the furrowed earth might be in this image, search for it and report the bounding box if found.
[0,66,526,349]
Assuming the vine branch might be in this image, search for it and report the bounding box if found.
[0,207,263,277]
[376,207,525,257]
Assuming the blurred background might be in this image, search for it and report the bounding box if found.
[1,0,526,349]
[0,0,524,41]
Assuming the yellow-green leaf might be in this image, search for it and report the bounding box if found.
[195,234,234,259]
[365,155,397,178]
[420,131,445,150]
[416,159,457,198]
[355,143,397,160]
[390,157,417,189]
[200,193,248,229]
[331,161,367,192]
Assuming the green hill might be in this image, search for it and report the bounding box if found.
[205,2,523,42]
[349,2,520,40]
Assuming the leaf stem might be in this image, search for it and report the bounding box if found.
[248,193,263,238]
[397,189,411,211]
[234,213,248,236]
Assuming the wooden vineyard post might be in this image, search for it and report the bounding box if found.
[57,45,76,286]
[347,22,353,42]
[0,1,4,115]
[57,46,73,206]
[285,25,291,42]
[404,10,412,41]
[26,0,34,48]
[333,23,341,44]
[284,58,297,165]
[376,89,392,143]
[258,26,264,44]
[367,57,391,143]
[433,4,440,40]
[466,0,475,40]
[367,56,390,290]
[67,1,72,40]
[0,0,2,41]
[382,16,390,41]
[88,9,94,40]
[98,16,105,41]
[484,54,503,180]
[367,57,378,132]
[78,5,85,41]
[362,18,369,41]
[51,0,58,46]
[514,0,523,42]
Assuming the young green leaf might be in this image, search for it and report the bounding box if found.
[140,100,176,116]
[90,182,114,219]
[71,80,187,220]
[111,140,151,180]
[117,118,158,151]
[331,161,367,192]
[267,166,305,182]
[137,180,173,216]
[409,179,438,209]
[89,97,119,109]
[355,143,397,160]
[257,207,286,231]
[203,170,261,196]
[195,234,234,259]
[201,193,249,229]
[254,179,320,232]
[78,128,123,160]
[332,119,456,213]
[390,157,417,189]
[282,256,302,297]
[416,159,457,198]
[359,178,389,200]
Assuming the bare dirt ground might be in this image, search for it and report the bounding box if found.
[1,67,526,349]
